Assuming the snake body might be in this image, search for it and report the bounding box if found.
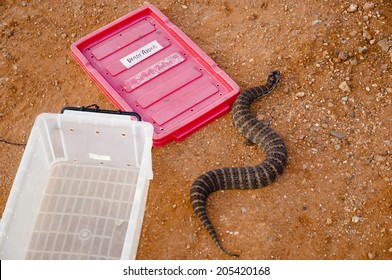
[190,70,287,257]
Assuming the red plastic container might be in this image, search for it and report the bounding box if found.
[71,4,239,146]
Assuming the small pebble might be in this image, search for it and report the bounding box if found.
[295,92,305,98]
[363,2,375,12]
[334,144,341,150]
[347,4,358,13]
[240,207,247,214]
[247,13,258,20]
[368,252,376,259]
[358,46,368,54]
[350,59,358,65]
[330,130,345,139]
[374,155,386,162]
[339,81,351,92]
[172,203,177,209]
[389,247,392,253]
[363,30,372,40]
[338,51,349,61]
[3,51,13,61]
[3,28,14,37]
[326,218,333,225]
[352,216,361,223]
[312,19,322,26]
[378,38,392,52]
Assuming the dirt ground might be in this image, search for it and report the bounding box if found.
[0,0,391,260]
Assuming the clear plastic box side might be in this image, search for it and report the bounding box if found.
[0,114,58,259]
[121,122,153,259]
[61,110,153,170]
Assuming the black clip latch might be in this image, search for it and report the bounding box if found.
[61,104,142,121]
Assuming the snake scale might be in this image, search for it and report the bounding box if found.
[190,70,288,257]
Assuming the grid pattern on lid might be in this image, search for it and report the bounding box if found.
[26,163,138,260]
[71,4,240,146]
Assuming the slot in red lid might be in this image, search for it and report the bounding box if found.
[71,4,240,146]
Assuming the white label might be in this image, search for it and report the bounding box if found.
[88,153,111,161]
[120,40,163,69]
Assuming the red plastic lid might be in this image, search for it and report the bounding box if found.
[71,4,239,146]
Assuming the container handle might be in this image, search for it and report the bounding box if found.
[61,104,142,121]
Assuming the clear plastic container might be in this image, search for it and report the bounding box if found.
[0,110,153,259]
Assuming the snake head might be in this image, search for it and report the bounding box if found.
[268,70,281,83]
[263,70,281,94]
